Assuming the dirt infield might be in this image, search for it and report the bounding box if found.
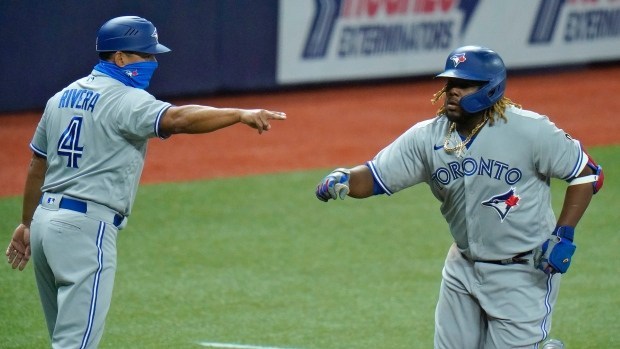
[1,64,618,198]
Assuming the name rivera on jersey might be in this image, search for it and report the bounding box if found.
[431,156,523,188]
[58,88,101,112]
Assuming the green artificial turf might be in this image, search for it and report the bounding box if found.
[1,146,617,349]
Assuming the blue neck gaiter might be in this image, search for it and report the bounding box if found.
[94,60,158,89]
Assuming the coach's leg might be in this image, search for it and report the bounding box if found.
[434,244,484,349]
[78,221,118,348]
[30,207,60,338]
[46,214,118,349]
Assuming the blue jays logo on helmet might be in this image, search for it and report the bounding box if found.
[436,45,507,113]
[450,53,467,67]
[481,187,520,221]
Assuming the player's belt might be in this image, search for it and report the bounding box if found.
[461,251,533,265]
[40,193,125,228]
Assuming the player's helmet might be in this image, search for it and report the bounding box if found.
[436,46,506,113]
[96,16,171,54]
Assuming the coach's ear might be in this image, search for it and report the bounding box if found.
[111,51,123,66]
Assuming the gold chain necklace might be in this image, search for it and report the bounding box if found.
[443,116,488,157]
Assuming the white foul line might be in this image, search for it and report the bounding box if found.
[198,341,301,349]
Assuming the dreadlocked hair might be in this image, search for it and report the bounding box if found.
[431,86,521,126]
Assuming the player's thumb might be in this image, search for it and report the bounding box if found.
[334,183,349,200]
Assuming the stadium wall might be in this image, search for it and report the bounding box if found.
[1,0,619,112]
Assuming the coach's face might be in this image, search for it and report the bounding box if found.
[444,78,484,122]
[113,51,157,67]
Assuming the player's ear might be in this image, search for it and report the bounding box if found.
[112,51,126,67]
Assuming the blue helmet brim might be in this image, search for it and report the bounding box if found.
[436,70,489,82]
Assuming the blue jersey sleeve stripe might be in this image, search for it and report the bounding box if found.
[564,150,587,181]
[30,143,47,158]
[154,105,172,139]
[366,161,393,196]
[565,139,583,179]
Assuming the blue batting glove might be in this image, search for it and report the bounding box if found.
[536,226,576,274]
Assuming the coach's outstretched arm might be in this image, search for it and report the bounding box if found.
[160,105,286,135]
[316,165,375,202]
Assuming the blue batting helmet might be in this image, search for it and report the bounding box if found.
[96,16,171,54]
[436,46,506,113]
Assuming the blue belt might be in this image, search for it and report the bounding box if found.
[42,195,124,228]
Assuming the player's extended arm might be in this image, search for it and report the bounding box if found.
[159,105,286,135]
[348,165,376,198]
[6,154,46,270]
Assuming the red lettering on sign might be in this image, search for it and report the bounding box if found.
[341,0,455,18]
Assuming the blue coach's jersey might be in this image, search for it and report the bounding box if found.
[30,70,171,216]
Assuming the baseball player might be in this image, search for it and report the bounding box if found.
[5,16,285,348]
[315,46,603,348]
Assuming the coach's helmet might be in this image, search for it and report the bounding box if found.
[436,45,506,113]
[96,16,171,54]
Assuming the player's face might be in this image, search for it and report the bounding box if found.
[443,78,484,122]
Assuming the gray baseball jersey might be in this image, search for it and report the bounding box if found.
[368,106,586,261]
[30,69,171,216]
[367,106,587,347]
[28,69,171,348]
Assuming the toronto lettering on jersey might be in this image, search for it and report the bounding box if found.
[431,156,523,188]
[58,88,100,112]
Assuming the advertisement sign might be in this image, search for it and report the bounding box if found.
[278,0,620,84]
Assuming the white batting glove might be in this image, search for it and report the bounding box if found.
[316,168,350,202]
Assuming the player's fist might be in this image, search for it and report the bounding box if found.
[316,168,350,202]
[535,226,576,274]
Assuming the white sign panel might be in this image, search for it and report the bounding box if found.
[278,0,620,84]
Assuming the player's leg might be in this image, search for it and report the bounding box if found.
[30,207,60,338]
[434,243,485,349]
[44,212,119,349]
[477,262,560,349]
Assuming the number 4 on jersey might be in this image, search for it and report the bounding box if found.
[57,116,84,168]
